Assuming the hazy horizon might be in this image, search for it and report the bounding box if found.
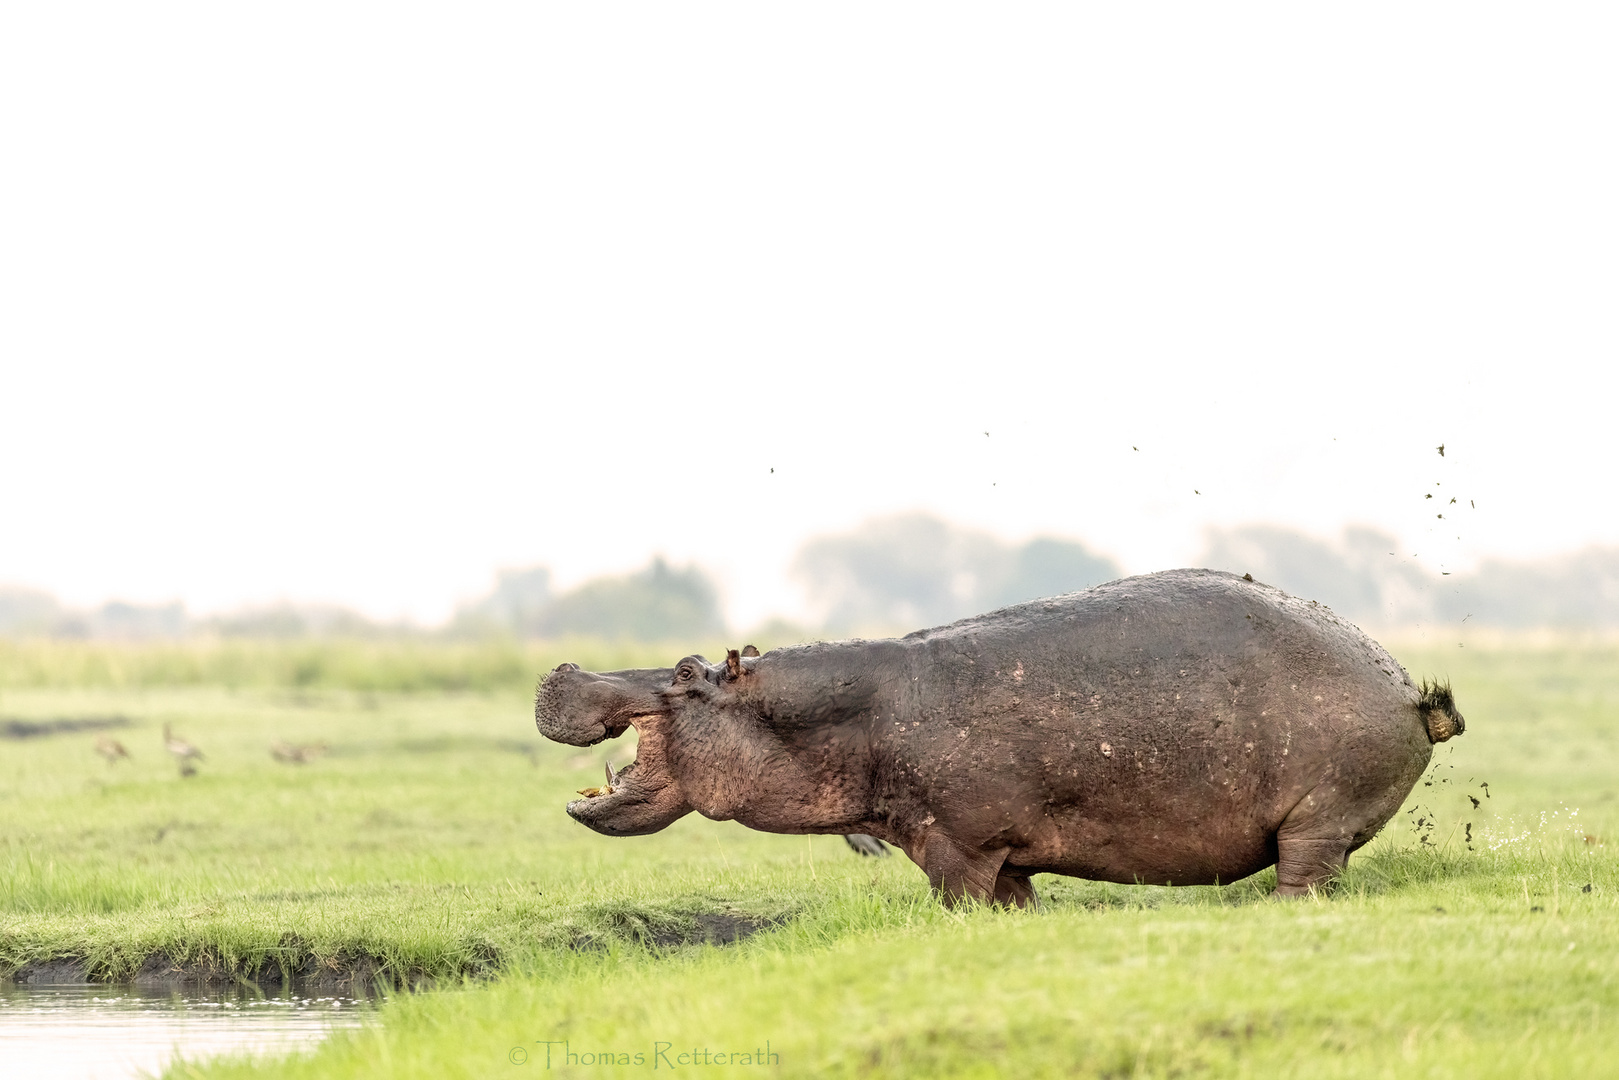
[9,513,1619,640]
[0,515,1590,631]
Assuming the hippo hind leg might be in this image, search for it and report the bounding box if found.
[1273,743,1428,897]
[1273,836,1352,897]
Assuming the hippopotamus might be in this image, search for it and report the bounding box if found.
[534,569,1463,906]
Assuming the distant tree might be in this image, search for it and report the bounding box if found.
[983,538,1120,609]
[0,588,193,639]
[792,513,1003,630]
[537,558,725,640]
[1200,525,1438,625]
[211,604,382,638]
[452,566,553,636]
[0,586,69,636]
[214,607,310,638]
[793,513,1121,631]
[1437,547,1619,627]
[1201,525,1388,620]
[92,601,189,639]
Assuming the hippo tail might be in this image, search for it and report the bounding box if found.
[1416,679,1465,742]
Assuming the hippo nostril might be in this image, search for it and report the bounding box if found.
[553,662,580,673]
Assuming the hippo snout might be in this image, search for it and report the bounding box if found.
[535,668,611,745]
[534,665,671,746]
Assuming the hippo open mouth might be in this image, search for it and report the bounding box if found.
[562,720,693,836]
[536,664,694,836]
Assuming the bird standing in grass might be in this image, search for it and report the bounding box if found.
[163,723,204,777]
[270,741,328,764]
[94,736,130,764]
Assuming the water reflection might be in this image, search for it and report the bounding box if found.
[0,983,367,1079]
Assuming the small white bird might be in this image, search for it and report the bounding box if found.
[163,724,204,776]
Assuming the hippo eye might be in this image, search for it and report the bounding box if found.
[677,666,695,682]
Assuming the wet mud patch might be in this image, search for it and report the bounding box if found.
[9,958,90,984]
[565,903,793,951]
[1,716,130,739]
[7,950,477,994]
[652,912,783,948]
[5,906,785,993]
[120,951,385,993]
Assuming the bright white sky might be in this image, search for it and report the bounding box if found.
[2,5,1615,629]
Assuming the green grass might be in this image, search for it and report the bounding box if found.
[1,636,1615,1077]
[184,863,1619,1079]
[0,637,688,692]
[0,680,816,984]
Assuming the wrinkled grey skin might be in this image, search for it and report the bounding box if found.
[535,569,1459,906]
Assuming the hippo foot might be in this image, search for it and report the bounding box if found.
[992,871,1038,909]
[917,834,1039,910]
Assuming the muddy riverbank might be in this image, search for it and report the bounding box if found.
[6,911,782,994]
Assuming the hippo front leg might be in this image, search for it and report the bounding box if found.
[913,832,1035,908]
[921,837,1003,907]
[993,869,1038,909]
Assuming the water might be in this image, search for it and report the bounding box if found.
[0,983,367,1079]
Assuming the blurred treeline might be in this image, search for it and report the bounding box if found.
[5,514,1619,658]
[1202,525,1619,629]
[0,515,1120,646]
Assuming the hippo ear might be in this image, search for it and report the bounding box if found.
[741,645,760,658]
[725,649,743,681]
